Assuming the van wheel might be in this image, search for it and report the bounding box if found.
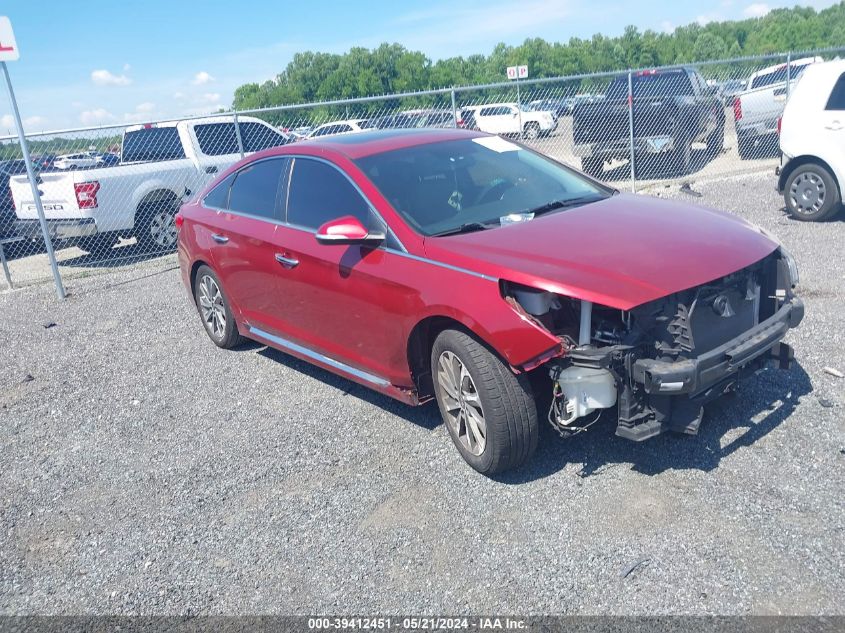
[136,198,179,251]
[193,265,244,349]
[783,163,842,222]
[431,329,538,475]
[523,122,541,140]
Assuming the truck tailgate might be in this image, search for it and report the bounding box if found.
[10,172,81,220]
[573,99,630,144]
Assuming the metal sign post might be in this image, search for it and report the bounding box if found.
[0,17,65,299]
[507,65,528,140]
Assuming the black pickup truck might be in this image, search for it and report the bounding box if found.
[572,68,725,177]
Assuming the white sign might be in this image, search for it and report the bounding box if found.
[507,65,529,80]
[0,17,19,61]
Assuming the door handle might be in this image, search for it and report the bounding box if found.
[205,165,218,174]
[275,253,299,268]
[211,233,229,244]
[824,121,843,131]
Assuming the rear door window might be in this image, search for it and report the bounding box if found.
[194,123,240,156]
[122,127,186,162]
[226,158,288,219]
[240,122,290,151]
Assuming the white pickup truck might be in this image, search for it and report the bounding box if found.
[733,56,820,159]
[11,115,290,253]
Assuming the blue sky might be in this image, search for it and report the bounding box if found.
[0,0,838,133]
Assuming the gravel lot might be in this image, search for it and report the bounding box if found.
[1,171,843,615]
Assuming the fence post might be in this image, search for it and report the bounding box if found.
[627,70,636,193]
[1,61,65,300]
[785,51,792,99]
[450,88,458,128]
[232,111,245,159]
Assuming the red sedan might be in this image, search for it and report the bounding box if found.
[176,128,803,474]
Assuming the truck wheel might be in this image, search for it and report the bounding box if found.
[77,233,116,256]
[431,329,538,475]
[581,157,604,178]
[672,135,692,176]
[737,136,755,160]
[706,120,724,158]
[136,198,179,251]
[783,163,842,222]
[523,122,541,140]
[193,265,244,349]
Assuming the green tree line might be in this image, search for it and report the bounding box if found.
[233,2,845,113]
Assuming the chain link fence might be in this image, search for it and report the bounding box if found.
[1,47,843,293]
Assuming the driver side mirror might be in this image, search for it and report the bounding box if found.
[315,215,385,246]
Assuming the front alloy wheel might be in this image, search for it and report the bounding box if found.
[437,350,487,456]
[431,329,538,475]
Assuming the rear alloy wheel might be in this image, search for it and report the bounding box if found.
[431,329,538,475]
[193,265,244,349]
[137,199,179,251]
[706,120,724,158]
[784,163,842,222]
[523,122,541,140]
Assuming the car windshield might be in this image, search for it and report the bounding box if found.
[355,136,609,236]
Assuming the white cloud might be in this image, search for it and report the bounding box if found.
[135,102,156,113]
[201,92,221,103]
[173,91,185,100]
[660,20,675,33]
[1,113,47,133]
[79,108,117,125]
[123,63,131,72]
[91,69,131,86]
[696,13,721,25]
[744,2,770,17]
[192,71,215,85]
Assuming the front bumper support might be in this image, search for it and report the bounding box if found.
[631,297,804,397]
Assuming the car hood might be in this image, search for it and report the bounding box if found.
[423,193,779,310]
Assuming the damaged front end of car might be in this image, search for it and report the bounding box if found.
[503,247,804,440]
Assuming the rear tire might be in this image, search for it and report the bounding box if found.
[706,120,724,158]
[581,157,604,178]
[523,122,541,140]
[737,136,756,160]
[193,265,244,349]
[672,134,692,176]
[136,197,179,251]
[431,329,538,475]
[77,233,117,256]
[783,163,842,222]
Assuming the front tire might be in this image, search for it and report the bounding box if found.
[783,163,842,222]
[193,265,244,349]
[431,329,538,475]
[77,233,117,255]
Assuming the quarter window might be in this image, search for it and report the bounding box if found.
[286,158,371,229]
[202,173,235,210]
[825,73,845,110]
[227,158,287,219]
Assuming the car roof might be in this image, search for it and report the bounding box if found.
[263,127,489,160]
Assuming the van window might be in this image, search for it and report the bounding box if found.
[825,73,845,110]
